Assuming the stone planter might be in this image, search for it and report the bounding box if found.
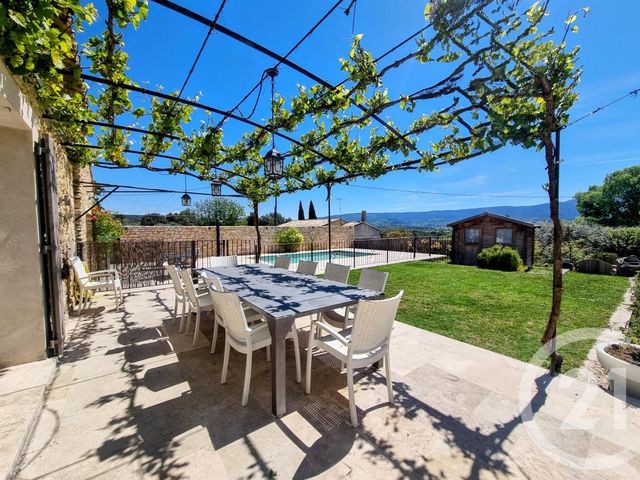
[596,342,640,399]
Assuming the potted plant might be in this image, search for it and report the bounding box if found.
[597,274,640,398]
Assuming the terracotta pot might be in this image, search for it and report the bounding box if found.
[596,342,640,399]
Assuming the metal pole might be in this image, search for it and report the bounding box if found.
[216,219,221,256]
[273,196,278,226]
[326,183,332,261]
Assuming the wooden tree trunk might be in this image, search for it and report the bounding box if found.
[539,76,564,374]
[253,201,261,262]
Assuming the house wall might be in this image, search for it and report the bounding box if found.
[354,223,381,240]
[451,217,534,267]
[121,224,355,246]
[0,59,93,366]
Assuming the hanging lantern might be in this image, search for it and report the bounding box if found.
[211,179,222,196]
[263,148,284,180]
[181,193,192,206]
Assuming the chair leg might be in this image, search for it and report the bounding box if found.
[291,324,301,383]
[211,318,219,354]
[113,285,119,309]
[305,326,315,394]
[347,365,358,427]
[78,290,84,314]
[172,297,178,325]
[221,338,230,384]
[192,308,201,347]
[185,306,192,334]
[179,300,186,332]
[385,351,393,404]
[242,351,253,406]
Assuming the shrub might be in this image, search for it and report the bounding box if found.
[275,227,304,252]
[92,207,125,243]
[476,245,523,272]
[624,274,640,344]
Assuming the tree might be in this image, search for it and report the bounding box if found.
[575,166,640,227]
[258,212,290,226]
[192,198,245,226]
[308,201,318,220]
[165,209,199,226]
[297,201,305,221]
[140,213,167,226]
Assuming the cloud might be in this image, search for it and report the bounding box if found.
[445,174,490,189]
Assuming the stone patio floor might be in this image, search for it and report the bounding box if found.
[14,286,640,479]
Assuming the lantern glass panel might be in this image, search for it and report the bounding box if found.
[181,193,192,206]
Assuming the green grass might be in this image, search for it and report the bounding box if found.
[349,262,630,372]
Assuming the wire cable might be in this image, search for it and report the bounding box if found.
[565,88,639,128]
[344,184,573,199]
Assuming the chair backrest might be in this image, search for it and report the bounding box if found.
[358,268,389,293]
[209,256,238,268]
[210,291,250,342]
[296,260,319,276]
[323,263,351,284]
[71,256,88,282]
[203,274,224,293]
[167,264,184,296]
[179,269,200,305]
[273,256,291,270]
[350,291,403,355]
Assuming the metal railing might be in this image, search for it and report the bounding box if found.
[77,236,451,289]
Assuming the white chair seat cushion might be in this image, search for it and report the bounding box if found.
[83,279,113,289]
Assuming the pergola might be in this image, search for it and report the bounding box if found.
[29,0,583,371]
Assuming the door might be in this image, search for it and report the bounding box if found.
[35,136,65,357]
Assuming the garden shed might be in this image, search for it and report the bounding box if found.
[448,212,536,267]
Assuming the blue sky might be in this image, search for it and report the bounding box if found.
[85,0,640,219]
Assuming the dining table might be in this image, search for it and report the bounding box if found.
[199,263,384,417]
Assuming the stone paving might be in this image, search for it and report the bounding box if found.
[15,286,640,479]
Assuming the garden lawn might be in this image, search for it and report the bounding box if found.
[349,262,630,372]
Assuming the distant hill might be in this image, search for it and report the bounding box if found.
[335,199,579,229]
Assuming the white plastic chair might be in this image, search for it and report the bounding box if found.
[180,269,215,347]
[323,263,351,284]
[296,260,318,276]
[273,256,291,270]
[322,268,389,328]
[202,273,263,354]
[212,291,302,406]
[208,256,238,268]
[71,256,121,312]
[167,265,187,328]
[306,291,404,427]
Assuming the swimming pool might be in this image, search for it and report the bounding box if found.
[261,249,371,263]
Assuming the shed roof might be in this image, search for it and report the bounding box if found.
[447,212,537,228]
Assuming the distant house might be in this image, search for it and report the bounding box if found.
[448,212,536,267]
[344,211,382,240]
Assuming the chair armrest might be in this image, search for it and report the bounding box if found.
[87,270,116,280]
[315,321,349,346]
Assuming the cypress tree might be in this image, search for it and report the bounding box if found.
[308,201,317,219]
[297,201,305,220]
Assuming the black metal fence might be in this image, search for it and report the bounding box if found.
[77,236,451,289]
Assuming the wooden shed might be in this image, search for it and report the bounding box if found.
[448,212,536,267]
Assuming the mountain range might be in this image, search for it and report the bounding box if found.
[335,199,579,229]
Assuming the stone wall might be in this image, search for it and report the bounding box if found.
[121,224,355,247]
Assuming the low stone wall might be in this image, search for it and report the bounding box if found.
[121,224,355,247]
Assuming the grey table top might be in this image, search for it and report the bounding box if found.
[199,264,383,320]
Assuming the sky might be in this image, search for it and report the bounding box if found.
[84,0,640,219]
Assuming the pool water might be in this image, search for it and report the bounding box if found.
[261,249,371,263]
